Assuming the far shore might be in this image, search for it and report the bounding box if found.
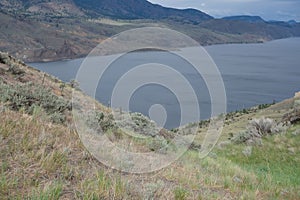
[25,37,300,63]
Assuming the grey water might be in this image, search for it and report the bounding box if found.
[29,37,300,129]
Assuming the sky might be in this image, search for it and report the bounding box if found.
[148,0,300,22]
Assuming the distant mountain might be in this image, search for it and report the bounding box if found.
[0,0,300,62]
[200,18,300,40]
[0,0,213,24]
[287,20,297,25]
[267,20,299,28]
[222,15,265,23]
[73,0,213,23]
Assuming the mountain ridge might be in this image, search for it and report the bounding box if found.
[74,0,213,23]
[0,0,300,62]
[222,15,265,23]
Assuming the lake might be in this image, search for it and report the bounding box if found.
[29,37,300,129]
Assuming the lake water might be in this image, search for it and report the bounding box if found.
[29,37,300,129]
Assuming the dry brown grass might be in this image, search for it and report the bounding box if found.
[1,53,299,199]
[0,108,140,199]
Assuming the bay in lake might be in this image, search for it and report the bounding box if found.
[29,37,300,129]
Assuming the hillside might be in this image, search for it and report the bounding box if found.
[73,0,213,23]
[222,15,265,23]
[1,53,299,199]
[0,0,300,62]
[0,0,212,23]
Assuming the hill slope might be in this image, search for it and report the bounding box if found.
[0,0,213,23]
[0,0,300,62]
[1,52,299,199]
[73,0,213,23]
[222,15,265,23]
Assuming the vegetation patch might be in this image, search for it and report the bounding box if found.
[216,125,300,199]
[0,81,70,123]
[232,117,287,144]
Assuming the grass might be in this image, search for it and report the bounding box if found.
[1,100,299,199]
[0,108,136,199]
[29,182,63,200]
[0,55,299,199]
[215,124,300,199]
[174,187,189,200]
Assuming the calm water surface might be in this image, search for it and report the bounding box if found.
[30,38,300,128]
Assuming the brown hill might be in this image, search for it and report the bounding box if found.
[0,0,299,62]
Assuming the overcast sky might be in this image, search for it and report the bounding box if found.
[148,0,300,21]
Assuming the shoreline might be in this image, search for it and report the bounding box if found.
[25,37,300,63]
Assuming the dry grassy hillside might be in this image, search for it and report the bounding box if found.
[0,52,299,199]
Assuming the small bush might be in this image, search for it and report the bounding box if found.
[258,103,272,110]
[249,117,275,136]
[282,108,300,125]
[0,52,25,75]
[147,136,169,152]
[8,64,25,75]
[0,81,70,123]
[131,112,150,127]
[50,112,67,124]
[232,117,287,144]
[69,79,80,89]
[0,52,10,64]
[95,111,116,132]
[129,112,159,137]
[231,130,253,144]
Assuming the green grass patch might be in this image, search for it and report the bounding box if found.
[215,125,300,198]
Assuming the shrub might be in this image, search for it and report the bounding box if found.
[0,81,70,123]
[231,130,252,144]
[232,117,287,144]
[8,64,25,75]
[59,82,66,95]
[50,112,67,124]
[0,52,25,75]
[258,103,272,110]
[69,79,80,89]
[131,112,150,127]
[0,52,10,64]
[249,117,275,137]
[95,111,116,132]
[282,109,300,125]
[129,112,159,137]
[147,136,169,153]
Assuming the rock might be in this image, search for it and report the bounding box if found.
[242,146,252,157]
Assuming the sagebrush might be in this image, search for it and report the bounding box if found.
[0,81,70,123]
